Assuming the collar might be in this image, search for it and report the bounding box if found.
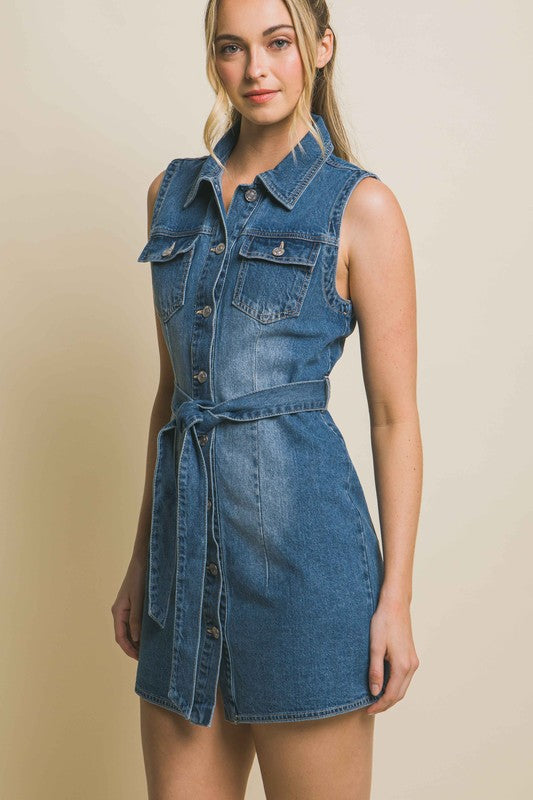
[182,112,334,211]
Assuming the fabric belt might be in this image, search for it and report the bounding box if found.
[146,376,331,630]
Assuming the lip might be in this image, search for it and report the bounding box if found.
[243,89,279,104]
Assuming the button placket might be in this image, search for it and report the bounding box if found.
[178,173,260,714]
[188,225,221,675]
[188,228,223,664]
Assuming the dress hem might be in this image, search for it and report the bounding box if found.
[135,683,382,726]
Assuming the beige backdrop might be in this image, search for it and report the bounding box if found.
[2,0,531,797]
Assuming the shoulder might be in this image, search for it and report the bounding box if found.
[321,154,393,216]
[345,171,398,223]
[146,156,206,200]
[147,169,166,205]
[339,169,413,298]
[340,168,408,265]
[326,154,393,211]
[324,154,407,255]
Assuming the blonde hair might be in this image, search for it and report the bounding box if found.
[203,0,364,170]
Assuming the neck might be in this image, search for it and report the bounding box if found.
[224,113,310,182]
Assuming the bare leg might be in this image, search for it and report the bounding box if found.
[251,707,375,800]
[140,685,256,800]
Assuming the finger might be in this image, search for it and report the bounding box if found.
[128,607,142,645]
[126,621,140,652]
[368,645,385,697]
[366,658,405,714]
[113,604,139,660]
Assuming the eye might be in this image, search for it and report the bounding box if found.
[220,44,240,55]
[219,39,291,56]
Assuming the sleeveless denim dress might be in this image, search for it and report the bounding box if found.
[134,112,390,727]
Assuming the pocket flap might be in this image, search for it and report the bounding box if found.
[238,235,321,268]
[137,233,198,263]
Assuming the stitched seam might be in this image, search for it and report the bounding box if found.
[253,335,269,592]
[231,693,383,722]
[237,229,336,245]
[150,225,214,237]
[353,500,375,613]
[316,411,352,500]
[212,441,239,712]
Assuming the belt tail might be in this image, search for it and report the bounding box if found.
[147,418,178,629]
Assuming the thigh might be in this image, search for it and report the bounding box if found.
[140,685,256,800]
[251,707,375,800]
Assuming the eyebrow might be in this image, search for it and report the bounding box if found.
[214,24,295,44]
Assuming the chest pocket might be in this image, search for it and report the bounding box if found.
[137,233,199,322]
[232,234,321,324]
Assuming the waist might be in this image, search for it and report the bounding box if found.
[170,377,331,434]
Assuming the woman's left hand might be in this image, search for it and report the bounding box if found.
[365,593,420,714]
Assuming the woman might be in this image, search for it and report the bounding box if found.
[112,0,421,797]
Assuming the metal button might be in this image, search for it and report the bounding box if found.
[198,433,209,445]
[201,305,212,317]
[207,625,220,639]
[211,242,225,254]
[272,241,285,256]
[161,241,176,257]
[244,188,258,202]
[207,562,219,576]
[195,370,208,383]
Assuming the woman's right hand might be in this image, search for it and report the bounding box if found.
[111,551,147,661]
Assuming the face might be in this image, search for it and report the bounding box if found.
[214,0,309,125]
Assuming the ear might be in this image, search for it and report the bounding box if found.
[316,27,334,69]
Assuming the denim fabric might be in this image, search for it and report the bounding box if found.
[134,113,390,727]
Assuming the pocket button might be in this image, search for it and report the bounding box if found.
[161,242,176,256]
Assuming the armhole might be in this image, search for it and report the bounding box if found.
[149,158,182,235]
[323,170,382,320]
[331,169,382,237]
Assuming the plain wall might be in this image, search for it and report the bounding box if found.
[1,0,531,797]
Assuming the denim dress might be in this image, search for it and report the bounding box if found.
[133,112,390,727]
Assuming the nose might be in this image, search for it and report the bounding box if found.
[245,46,267,80]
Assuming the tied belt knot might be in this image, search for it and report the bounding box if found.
[174,399,221,435]
[145,376,331,631]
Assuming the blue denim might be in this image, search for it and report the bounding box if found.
[134,112,390,727]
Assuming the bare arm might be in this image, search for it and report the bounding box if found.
[130,170,177,565]
[344,175,422,712]
[112,168,178,658]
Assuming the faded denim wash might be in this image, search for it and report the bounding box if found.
[134,112,390,727]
